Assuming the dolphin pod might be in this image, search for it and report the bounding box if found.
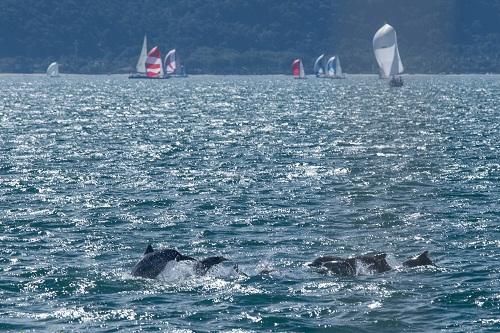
[131,244,436,279]
[310,251,435,276]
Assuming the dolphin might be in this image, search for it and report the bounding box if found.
[131,244,196,279]
[402,251,435,268]
[310,251,434,276]
[194,256,228,275]
[310,253,392,275]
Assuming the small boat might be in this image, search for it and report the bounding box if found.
[46,62,59,77]
[314,54,326,78]
[373,23,404,87]
[164,49,188,78]
[292,59,306,79]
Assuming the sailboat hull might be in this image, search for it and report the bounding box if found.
[389,76,403,87]
[169,74,188,78]
[316,74,346,79]
[128,74,170,79]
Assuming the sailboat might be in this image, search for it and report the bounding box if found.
[314,54,326,78]
[292,59,306,79]
[373,23,404,87]
[46,62,59,77]
[164,49,188,78]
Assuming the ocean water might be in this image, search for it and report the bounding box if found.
[0,74,499,332]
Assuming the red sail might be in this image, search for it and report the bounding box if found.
[292,59,301,77]
[146,46,163,78]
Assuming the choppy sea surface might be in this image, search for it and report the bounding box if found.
[0,74,499,332]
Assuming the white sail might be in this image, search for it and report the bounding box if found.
[335,56,343,76]
[314,54,325,75]
[299,60,305,78]
[136,35,148,73]
[164,49,177,75]
[326,56,335,76]
[373,24,403,78]
[46,62,59,77]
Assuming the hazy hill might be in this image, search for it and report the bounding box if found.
[1,0,500,74]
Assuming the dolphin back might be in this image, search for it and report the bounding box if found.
[131,249,182,279]
[403,251,435,268]
[309,256,345,267]
[144,244,154,255]
[322,258,356,275]
[311,253,391,275]
[356,253,391,273]
[195,256,227,275]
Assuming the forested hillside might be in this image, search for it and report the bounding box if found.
[1,0,500,74]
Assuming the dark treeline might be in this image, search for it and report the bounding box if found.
[1,0,500,74]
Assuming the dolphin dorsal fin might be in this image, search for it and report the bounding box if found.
[418,251,429,259]
[144,244,154,255]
